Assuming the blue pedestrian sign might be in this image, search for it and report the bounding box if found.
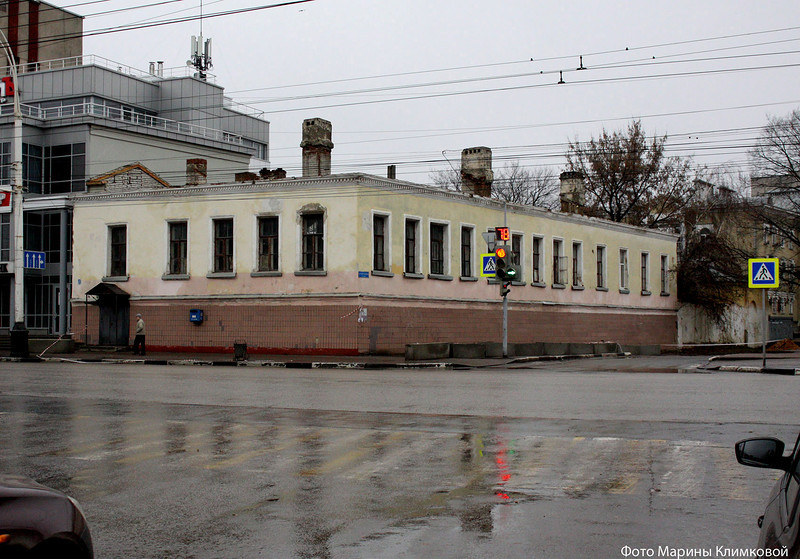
[748,258,779,288]
[480,253,497,278]
[24,250,46,270]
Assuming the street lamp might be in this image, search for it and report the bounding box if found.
[0,28,27,357]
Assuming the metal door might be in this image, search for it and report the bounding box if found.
[98,295,129,346]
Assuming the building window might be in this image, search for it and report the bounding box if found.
[109,224,127,277]
[168,221,188,276]
[430,222,446,276]
[553,238,566,286]
[213,218,234,274]
[532,236,544,284]
[641,252,650,294]
[23,143,43,194]
[258,216,279,272]
[461,226,473,278]
[512,233,522,280]
[661,254,670,295]
[596,245,607,289]
[0,142,9,184]
[405,218,419,274]
[45,143,86,194]
[0,213,10,261]
[301,213,324,271]
[619,248,629,292]
[373,214,388,272]
[572,241,583,287]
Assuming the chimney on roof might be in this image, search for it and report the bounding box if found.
[186,158,207,186]
[387,165,396,179]
[460,147,493,197]
[559,171,585,213]
[301,118,333,177]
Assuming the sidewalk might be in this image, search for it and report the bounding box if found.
[3,346,800,374]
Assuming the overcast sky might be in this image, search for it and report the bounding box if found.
[73,0,800,184]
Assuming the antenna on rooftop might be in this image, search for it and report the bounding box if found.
[187,0,212,80]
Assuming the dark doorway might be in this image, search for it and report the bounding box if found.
[86,283,130,346]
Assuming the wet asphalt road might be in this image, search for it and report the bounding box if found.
[1,359,798,559]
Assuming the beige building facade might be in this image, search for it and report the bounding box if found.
[71,170,679,355]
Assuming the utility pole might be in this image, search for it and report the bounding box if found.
[0,29,27,356]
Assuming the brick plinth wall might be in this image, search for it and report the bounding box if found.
[72,296,677,355]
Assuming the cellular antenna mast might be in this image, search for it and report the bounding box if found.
[188,0,212,80]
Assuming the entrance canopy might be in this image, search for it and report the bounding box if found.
[86,282,130,300]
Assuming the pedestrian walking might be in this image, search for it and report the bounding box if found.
[133,313,146,356]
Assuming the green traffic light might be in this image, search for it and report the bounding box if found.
[506,266,517,279]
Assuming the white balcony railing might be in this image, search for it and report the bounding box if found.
[0,100,259,148]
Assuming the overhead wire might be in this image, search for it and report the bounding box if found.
[0,3,796,185]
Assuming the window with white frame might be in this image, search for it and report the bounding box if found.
[373,214,389,272]
[619,248,629,292]
[572,241,583,287]
[213,218,234,274]
[532,235,544,285]
[512,233,523,281]
[405,218,421,275]
[429,222,448,276]
[301,213,324,271]
[108,224,127,278]
[167,220,188,276]
[641,252,650,294]
[257,216,279,272]
[553,238,566,286]
[596,245,607,289]
[461,226,473,278]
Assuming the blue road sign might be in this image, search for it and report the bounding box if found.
[748,258,779,288]
[24,250,46,270]
[481,253,497,277]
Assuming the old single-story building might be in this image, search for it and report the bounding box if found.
[70,119,679,355]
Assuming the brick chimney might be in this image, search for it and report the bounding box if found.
[559,171,585,213]
[301,118,333,177]
[460,147,493,197]
[186,158,207,186]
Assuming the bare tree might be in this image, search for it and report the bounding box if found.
[565,120,696,228]
[429,162,559,210]
[751,109,800,186]
[748,109,800,289]
[493,161,559,210]
[430,167,463,192]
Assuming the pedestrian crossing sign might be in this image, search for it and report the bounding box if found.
[480,253,497,277]
[748,258,779,288]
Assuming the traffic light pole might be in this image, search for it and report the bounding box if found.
[502,202,508,358]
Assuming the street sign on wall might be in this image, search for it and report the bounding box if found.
[24,251,46,270]
[748,258,779,289]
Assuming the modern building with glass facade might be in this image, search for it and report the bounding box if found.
[0,52,270,337]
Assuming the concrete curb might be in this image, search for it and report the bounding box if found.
[688,364,798,375]
[2,356,455,370]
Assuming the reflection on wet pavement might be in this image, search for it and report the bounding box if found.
[0,394,765,558]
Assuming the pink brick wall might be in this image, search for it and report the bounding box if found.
[72,296,676,355]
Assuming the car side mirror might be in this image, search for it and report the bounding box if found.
[735,437,789,471]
